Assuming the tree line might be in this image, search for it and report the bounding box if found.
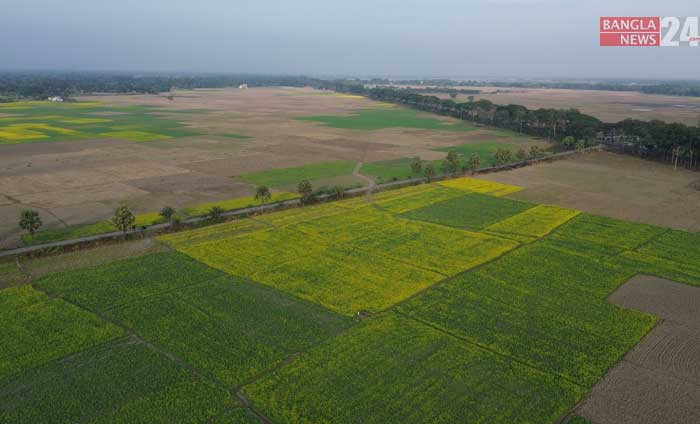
[0,71,319,101]
[2,71,698,169]
[317,82,699,170]
[359,78,700,98]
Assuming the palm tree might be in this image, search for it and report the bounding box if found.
[255,185,272,211]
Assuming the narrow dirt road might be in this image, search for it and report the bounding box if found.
[353,161,376,202]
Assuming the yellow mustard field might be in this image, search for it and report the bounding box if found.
[160,181,525,315]
[438,176,522,196]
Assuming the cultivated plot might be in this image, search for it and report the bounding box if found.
[0,286,122,381]
[0,101,201,144]
[3,174,700,423]
[0,338,243,424]
[170,197,518,315]
[244,313,584,424]
[401,192,534,230]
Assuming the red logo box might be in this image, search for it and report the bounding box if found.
[600,17,660,46]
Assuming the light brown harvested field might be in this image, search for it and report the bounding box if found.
[1,87,541,248]
[427,86,700,125]
[478,150,700,232]
[578,275,700,423]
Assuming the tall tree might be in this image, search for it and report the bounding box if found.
[423,163,435,181]
[410,157,423,174]
[298,180,313,203]
[466,153,481,171]
[494,148,513,166]
[159,206,175,222]
[443,150,460,175]
[112,205,135,236]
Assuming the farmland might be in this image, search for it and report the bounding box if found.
[0,101,201,144]
[2,174,699,422]
[0,87,544,249]
[425,85,700,125]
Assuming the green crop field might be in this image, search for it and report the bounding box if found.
[3,176,700,422]
[244,313,584,424]
[0,338,240,424]
[296,108,475,131]
[0,286,122,381]
[401,192,534,230]
[0,101,203,144]
[104,277,352,387]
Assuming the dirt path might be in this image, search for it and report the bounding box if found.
[352,161,376,202]
[577,275,700,423]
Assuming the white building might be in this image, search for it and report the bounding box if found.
[238,84,248,89]
[47,96,64,102]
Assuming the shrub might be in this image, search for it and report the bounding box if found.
[207,206,224,222]
[494,148,513,165]
[19,209,42,235]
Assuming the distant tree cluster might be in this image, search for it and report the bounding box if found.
[318,84,698,170]
[0,71,321,101]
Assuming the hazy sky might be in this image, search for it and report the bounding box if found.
[2,0,700,79]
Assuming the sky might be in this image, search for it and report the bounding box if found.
[2,0,700,79]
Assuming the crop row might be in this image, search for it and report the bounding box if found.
[158,218,265,248]
[0,289,123,381]
[374,185,465,214]
[438,176,522,196]
[106,277,353,387]
[401,192,534,230]
[546,213,666,259]
[36,251,225,312]
[0,285,48,312]
[636,229,700,269]
[485,204,580,239]
[397,241,657,387]
[244,312,584,423]
[254,201,347,226]
[178,205,517,315]
[0,338,242,423]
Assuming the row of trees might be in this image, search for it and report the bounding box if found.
[364,87,603,142]
[318,83,699,170]
[0,72,319,101]
[408,145,551,181]
[17,183,328,241]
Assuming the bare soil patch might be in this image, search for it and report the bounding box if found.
[0,87,549,248]
[428,86,700,125]
[479,151,700,232]
[578,275,700,423]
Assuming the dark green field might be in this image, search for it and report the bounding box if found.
[296,108,476,131]
[2,179,698,423]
